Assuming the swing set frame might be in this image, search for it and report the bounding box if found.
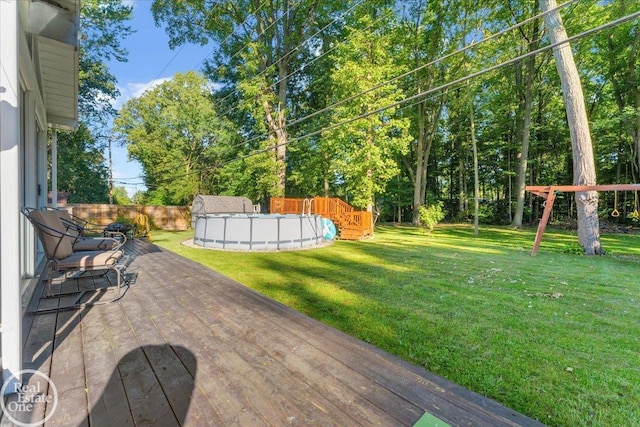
[526,184,640,255]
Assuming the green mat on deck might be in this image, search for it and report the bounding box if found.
[412,412,451,427]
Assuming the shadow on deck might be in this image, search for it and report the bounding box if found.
[3,238,545,426]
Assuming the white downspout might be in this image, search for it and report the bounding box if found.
[0,0,24,392]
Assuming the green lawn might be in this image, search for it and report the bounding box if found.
[151,224,640,427]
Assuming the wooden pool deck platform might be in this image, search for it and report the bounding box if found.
[3,239,545,426]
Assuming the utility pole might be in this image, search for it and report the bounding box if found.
[108,136,113,205]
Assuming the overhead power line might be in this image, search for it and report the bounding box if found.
[214,0,368,114]
[136,0,269,98]
[122,0,577,178]
[120,3,639,188]
[195,8,640,181]
[188,0,271,72]
[201,0,585,161]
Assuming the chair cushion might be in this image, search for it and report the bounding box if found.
[73,237,120,251]
[56,250,123,269]
[28,210,74,260]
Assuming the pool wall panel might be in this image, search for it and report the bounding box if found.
[193,214,325,250]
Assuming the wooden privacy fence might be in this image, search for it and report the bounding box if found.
[68,204,191,231]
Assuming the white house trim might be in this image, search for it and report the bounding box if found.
[1,0,24,393]
[34,35,78,129]
[38,129,47,208]
[19,31,47,131]
[1,0,79,393]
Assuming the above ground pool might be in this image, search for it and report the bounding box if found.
[193,214,329,250]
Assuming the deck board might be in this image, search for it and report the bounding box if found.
[6,238,546,427]
[159,252,526,426]
[122,289,223,426]
[47,309,88,427]
[99,301,178,426]
[130,286,264,426]
[149,254,420,426]
[136,273,317,425]
[82,308,135,427]
[141,263,393,426]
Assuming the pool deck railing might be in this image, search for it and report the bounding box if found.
[270,197,373,240]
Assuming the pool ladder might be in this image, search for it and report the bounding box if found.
[302,198,314,216]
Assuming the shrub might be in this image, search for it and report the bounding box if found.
[418,202,445,231]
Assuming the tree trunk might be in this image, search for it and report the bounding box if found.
[366,120,374,212]
[275,57,289,196]
[635,84,640,176]
[409,2,445,226]
[512,19,539,228]
[420,95,446,213]
[468,80,479,235]
[458,152,465,215]
[412,97,443,225]
[540,0,602,254]
[263,100,288,197]
[419,137,429,213]
[275,112,287,196]
[412,102,426,225]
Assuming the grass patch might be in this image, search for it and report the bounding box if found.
[152,224,640,426]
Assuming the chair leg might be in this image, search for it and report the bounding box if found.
[100,255,130,304]
[31,256,131,314]
[43,261,54,297]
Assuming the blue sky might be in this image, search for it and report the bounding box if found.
[107,1,213,197]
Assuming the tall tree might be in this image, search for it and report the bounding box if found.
[79,0,134,128]
[57,125,110,203]
[603,2,640,178]
[57,0,133,203]
[322,9,411,211]
[151,0,337,197]
[398,0,450,225]
[509,2,541,228]
[540,0,602,254]
[115,71,236,206]
[467,79,480,235]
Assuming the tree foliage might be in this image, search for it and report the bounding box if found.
[115,71,236,206]
[112,186,132,205]
[56,125,110,203]
[322,9,411,210]
[57,0,133,203]
[118,1,639,247]
[418,201,445,231]
[151,0,342,195]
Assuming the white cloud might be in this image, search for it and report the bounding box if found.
[113,77,171,110]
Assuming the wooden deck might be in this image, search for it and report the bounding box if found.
[270,197,373,240]
[3,239,545,426]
